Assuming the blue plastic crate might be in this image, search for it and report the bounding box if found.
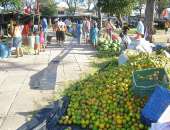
[141,86,170,126]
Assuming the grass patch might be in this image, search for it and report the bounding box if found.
[115,28,137,35]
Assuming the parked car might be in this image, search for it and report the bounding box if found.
[128,16,139,28]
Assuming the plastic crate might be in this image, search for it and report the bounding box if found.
[132,68,169,96]
[141,86,170,126]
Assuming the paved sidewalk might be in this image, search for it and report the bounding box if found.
[0,37,96,130]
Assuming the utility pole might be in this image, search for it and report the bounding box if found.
[36,0,41,31]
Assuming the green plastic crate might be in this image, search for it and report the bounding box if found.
[132,68,170,96]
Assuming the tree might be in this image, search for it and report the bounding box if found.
[64,0,78,15]
[87,0,92,11]
[40,0,57,15]
[87,0,97,11]
[40,4,58,16]
[134,0,146,17]
[97,0,137,16]
[144,0,156,42]
[0,0,21,10]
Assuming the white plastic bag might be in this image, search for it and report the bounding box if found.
[150,122,170,130]
[158,105,170,123]
[118,52,129,65]
[136,38,155,53]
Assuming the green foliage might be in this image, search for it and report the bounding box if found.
[0,0,21,10]
[65,0,78,15]
[97,0,137,16]
[66,6,76,15]
[97,37,121,56]
[41,4,58,16]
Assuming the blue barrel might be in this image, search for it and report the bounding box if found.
[0,44,9,58]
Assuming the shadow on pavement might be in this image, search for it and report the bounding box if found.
[29,41,74,90]
[17,96,70,130]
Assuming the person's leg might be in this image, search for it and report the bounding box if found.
[62,31,65,44]
[56,31,58,42]
[165,28,168,34]
[85,32,87,43]
[80,34,82,44]
[109,31,112,40]
[44,32,47,47]
[94,38,97,48]
[107,30,111,40]
[86,34,89,43]
[77,35,81,44]
[63,32,66,42]
[59,31,61,45]
[19,48,23,57]
[37,44,40,55]
[16,47,19,58]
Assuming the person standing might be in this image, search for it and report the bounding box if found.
[91,23,99,48]
[22,22,30,45]
[41,18,48,47]
[53,19,60,44]
[40,27,45,52]
[136,18,145,39]
[58,19,66,45]
[83,17,91,44]
[65,18,72,33]
[34,31,40,55]
[106,19,116,40]
[76,20,83,44]
[12,22,23,58]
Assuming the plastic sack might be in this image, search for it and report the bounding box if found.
[158,105,170,123]
[150,122,170,130]
[136,38,155,53]
[28,36,35,49]
[118,52,129,65]
[0,44,9,58]
[164,51,170,58]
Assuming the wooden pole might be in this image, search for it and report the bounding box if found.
[36,0,41,31]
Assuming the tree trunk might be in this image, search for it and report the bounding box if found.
[139,8,142,17]
[144,0,156,42]
[98,7,102,30]
[88,2,90,11]
[49,17,52,28]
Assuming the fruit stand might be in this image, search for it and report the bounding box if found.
[56,53,170,130]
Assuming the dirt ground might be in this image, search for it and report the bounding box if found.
[153,30,170,43]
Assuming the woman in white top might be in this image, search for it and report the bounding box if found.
[12,22,23,58]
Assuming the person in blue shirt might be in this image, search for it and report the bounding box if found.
[90,23,99,48]
[136,17,145,39]
[41,18,48,47]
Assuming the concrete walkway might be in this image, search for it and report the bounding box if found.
[0,37,96,130]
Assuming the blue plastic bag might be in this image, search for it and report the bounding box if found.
[0,43,9,58]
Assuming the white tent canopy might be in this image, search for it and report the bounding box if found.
[57,2,69,9]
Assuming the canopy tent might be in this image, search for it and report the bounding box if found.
[57,2,69,10]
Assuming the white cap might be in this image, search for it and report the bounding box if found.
[54,18,59,22]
